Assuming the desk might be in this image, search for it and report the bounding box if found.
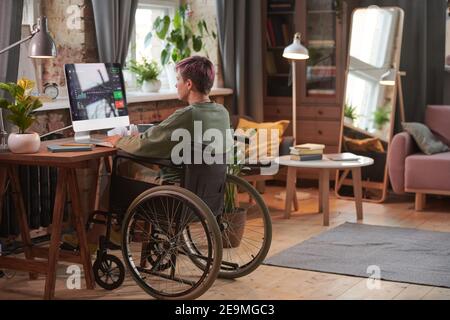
[277,155,374,226]
[0,138,117,299]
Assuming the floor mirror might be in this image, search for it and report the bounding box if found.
[335,6,404,203]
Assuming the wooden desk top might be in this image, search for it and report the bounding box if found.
[0,138,117,168]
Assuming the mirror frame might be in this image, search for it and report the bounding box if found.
[335,6,405,203]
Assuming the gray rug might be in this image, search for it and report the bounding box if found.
[265,223,450,288]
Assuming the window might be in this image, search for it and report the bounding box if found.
[446,1,450,68]
[350,9,396,68]
[125,0,179,91]
[22,0,39,26]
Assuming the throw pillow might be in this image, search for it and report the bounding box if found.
[344,136,385,153]
[402,122,449,155]
[236,118,290,158]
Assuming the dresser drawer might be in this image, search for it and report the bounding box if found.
[265,105,342,121]
[264,104,292,119]
[298,106,342,120]
[297,120,342,146]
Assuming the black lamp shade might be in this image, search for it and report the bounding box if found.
[29,16,57,58]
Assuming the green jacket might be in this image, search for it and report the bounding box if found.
[116,102,233,159]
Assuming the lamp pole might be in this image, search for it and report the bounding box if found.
[283,33,309,145]
[292,60,297,143]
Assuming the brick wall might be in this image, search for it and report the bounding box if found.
[32,0,222,137]
[40,0,98,86]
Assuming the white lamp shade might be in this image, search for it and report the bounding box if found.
[380,69,396,86]
[283,33,309,60]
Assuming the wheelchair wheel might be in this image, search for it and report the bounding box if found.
[121,186,223,300]
[185,174,272,279]
[93,254,125,290]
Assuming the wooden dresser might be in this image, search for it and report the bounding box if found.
[262,0,347,180]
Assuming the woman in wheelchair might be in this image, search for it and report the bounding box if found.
[64,56,272,300]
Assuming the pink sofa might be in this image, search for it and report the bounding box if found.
[388,105,450,211]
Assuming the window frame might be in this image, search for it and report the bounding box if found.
[125,0,179,90]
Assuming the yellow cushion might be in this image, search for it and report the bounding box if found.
[344,136,385,153]
[236,118,290,157]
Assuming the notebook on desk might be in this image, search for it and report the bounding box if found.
[47,144,95,153]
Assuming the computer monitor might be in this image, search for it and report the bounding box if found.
[65,63,130,143]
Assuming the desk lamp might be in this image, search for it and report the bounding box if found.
[0,16,57,152]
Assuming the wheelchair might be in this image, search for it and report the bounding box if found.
[87,149,272,300]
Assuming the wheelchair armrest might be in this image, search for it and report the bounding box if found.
[114,151,177,169]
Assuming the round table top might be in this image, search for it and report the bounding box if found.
[276,155,374,169]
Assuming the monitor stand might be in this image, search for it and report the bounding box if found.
[74,131,113,147]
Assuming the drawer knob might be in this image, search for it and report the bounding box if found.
[318,110,324,115]
[318,130,323,135]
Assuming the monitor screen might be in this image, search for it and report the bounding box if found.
[65,63,128,122]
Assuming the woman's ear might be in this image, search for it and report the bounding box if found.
[186,79,194,91]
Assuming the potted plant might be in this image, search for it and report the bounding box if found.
[344,103,357,125]
[0,79,42,154]
[129,59,162,93]
[373,105,391,130]
[144,4,216,87]
[221,131,257,248]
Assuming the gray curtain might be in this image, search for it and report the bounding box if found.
[0,0,24,134]
[91,0,138,65]
[0,0,24,85]
[216,0,264,121]
[356,0,447,123]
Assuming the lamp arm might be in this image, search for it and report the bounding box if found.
[40,125,73,139]
[0,33,36,56]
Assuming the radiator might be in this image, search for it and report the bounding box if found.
[0,165,70,237]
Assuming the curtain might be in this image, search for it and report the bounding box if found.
[0,0,24,85]
[356,0,447,123]
[91,0,139,65]
[216,0,264,121]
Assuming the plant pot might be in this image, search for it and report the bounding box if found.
[141,80,161,93]
[221,208,247,249]
[8,133,41,154]
[344,117,354,126]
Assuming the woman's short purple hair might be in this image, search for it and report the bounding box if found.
[176,56,215,94]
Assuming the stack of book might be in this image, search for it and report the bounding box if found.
[290,144,325,161]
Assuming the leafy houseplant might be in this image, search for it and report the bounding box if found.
[344,103,357,124]
[129,59,162,93]
[145,4,217,66]
[0,79,42,154]
[222,131,256,248]
[373,105,391,130]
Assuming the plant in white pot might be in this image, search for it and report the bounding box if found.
[129,59,162,93]
[0,79,43,154]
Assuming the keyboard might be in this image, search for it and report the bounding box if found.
[76,139,114,148]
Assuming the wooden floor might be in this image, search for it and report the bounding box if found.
[1,186,450,300]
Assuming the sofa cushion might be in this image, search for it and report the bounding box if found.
[236,118,290,157]
[425,106,450,147]
[405,152,450,192]
[402,122,449,155]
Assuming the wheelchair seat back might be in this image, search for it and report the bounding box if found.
[109,150,227,217]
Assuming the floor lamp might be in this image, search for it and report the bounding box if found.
[0,16,57,152]
[380,68,406,123]
[275,34,310,203]
[283,33,309,143]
